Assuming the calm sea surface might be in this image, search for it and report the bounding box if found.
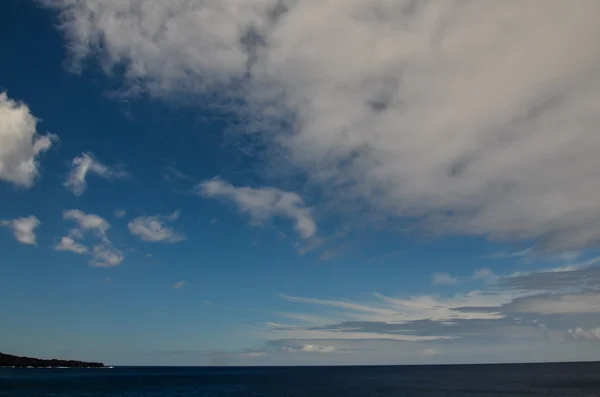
[2,362,600,396]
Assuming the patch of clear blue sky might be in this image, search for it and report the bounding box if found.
[0,0,566,365]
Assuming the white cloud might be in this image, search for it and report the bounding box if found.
[501,256,600,292]
[0,215,40,245]
[90,242,123,267]
[0,92,55,187]
[300,345,339,354]
[473,268,497,283]
[423,349,438,357]
[511,293,600,315]
[114,209,127,218]
[128,211,185,243]
[163,165,193,182]
[266,269,600,346]
[46,0,600,251]
[54,236,88,254]
[240,352,267,358]
[432,272,458,286]
[197,178,316,239]
[63,209,110,236]
[57,209,123,267]
[280,293,398,317]
[568,327,600,341]
[431,268,497,286]
[64,152,129,196]
[265,324,455,342]
[280,291,507,324]
[173,280,187,289]
[255,264,600,350]
[482,247,534,260]
[276,312,334,326]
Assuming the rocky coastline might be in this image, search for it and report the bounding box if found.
[0,352,105,368]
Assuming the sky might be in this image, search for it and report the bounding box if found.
[1,0,600,366]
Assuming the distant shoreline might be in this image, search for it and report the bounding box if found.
[0,352,106,368]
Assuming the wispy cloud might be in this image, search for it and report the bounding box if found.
[1,215,40,245]
[54,236,88,254]
[366,250,404,264]
[567,327,600,341]
[173,280,187,289]
[0,92,56,187]
[114,209,127,218]
[128,211,186,243]
[280,292,505,324]
[318,245,349,261]
[482,247,534,260]
[501,256,600,291]
[473,268,497,283]
[432,268,497,286]
[203,300,229,309]
[163,165,194,182]
[423,349,439,357]
[55,210,123,267]
[280,294,398,317]
[197,178,316,239]
[267,260,600,349]
[276,312,335,326]
[64,152,129,196]
[264,324,456,342]
[508,293,600,315]
[299,345,348,354]
[432,272,459,286]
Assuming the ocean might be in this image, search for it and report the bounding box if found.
[2,362,600,396]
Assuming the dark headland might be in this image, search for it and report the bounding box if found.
[0,352,105,368]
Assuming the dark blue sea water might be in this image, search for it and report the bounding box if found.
[2,362,600,396]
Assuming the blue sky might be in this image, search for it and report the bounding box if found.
[2,0,600,366]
